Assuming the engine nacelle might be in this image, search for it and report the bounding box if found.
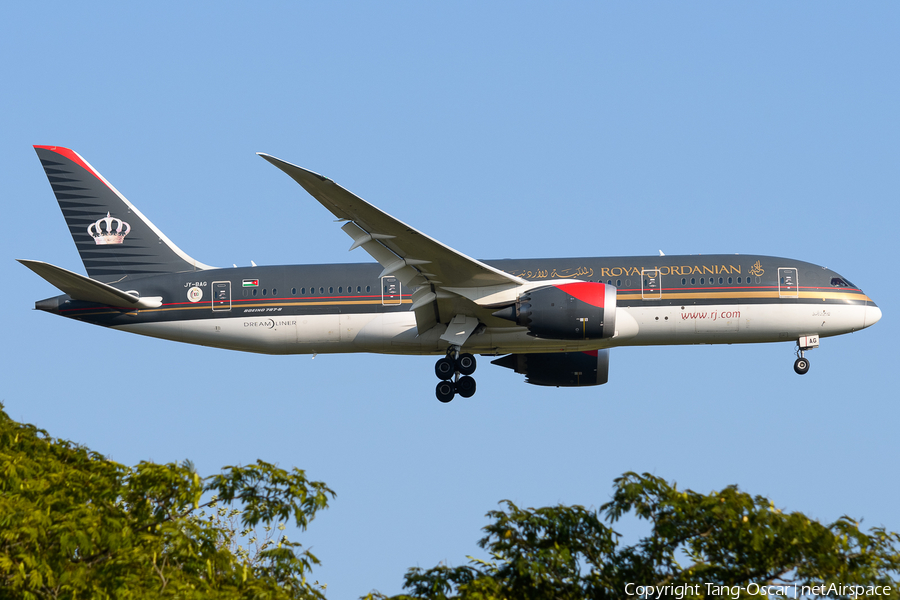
[491,350,610,387]
[493,282,616,340]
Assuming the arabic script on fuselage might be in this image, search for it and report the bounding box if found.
[510,264,745,280]
[510,266,594,279]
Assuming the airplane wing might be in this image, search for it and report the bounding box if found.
[259,154,528,334]
[258,154,524,290]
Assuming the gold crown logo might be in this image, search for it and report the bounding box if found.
[87,212,131,245]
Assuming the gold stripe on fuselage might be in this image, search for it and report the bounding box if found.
[65,288,870,319]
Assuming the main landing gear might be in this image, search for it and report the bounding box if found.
[793,335,819,375]
[435,347,477,403]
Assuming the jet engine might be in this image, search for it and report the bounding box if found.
[491,350,610,386]
[492,282,616,340]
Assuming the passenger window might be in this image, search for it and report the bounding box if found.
[737,277,742,284]
[320,287,324,294]
[291,287,296,295]
[691,278,695,285]
[272,288,277,296]
[616,279,621,287]
[681,278,686,285]
[357,286,362,293]
[700,278,705,284]
[366,285,371,293]
[329,286,333,293]
[728,277,732,284]
[252,289,257,296]
[338,287,343,293]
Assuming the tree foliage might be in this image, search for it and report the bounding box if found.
[369,473,900,600]
[0,404,334,599]
[4,403,899,600]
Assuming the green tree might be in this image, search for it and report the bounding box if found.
[5,404,900,600]
[0,404,334,599]
[368,473,900,599]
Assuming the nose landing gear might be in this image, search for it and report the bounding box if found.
[434,347,478,402]
[793,335,819,375]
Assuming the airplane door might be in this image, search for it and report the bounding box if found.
[382,276,401,305]
[778,268,798,298]
[212,281,231,311]
[641,268,661,300]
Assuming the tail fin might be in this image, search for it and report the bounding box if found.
[33,146,212,283]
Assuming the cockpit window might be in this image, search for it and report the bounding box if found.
[831,277,855,288]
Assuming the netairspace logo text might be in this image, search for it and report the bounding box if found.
[625,583,893,599]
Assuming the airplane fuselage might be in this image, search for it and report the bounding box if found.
[36,253,878,357]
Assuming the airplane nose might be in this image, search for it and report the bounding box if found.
[865,303,882,329]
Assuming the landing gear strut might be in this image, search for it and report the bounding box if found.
[434,347,478,402]
[793,335,818,375]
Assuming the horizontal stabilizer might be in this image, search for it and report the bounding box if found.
[18,259,162,309]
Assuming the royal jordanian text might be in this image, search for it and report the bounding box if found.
[513,264,749,280]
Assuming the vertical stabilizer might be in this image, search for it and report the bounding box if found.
[33,146,212,283]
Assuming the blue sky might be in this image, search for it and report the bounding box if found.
[2,3,897,596]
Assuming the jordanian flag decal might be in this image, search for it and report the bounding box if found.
[242,279,259,287]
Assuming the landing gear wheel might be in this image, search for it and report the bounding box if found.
[793,357,810,375]
[456,375,477,398]
[457,353,477,376]
[435,380,456,403]
[435,356,456,380]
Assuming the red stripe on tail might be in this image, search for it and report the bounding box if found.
[33,146,108,188]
